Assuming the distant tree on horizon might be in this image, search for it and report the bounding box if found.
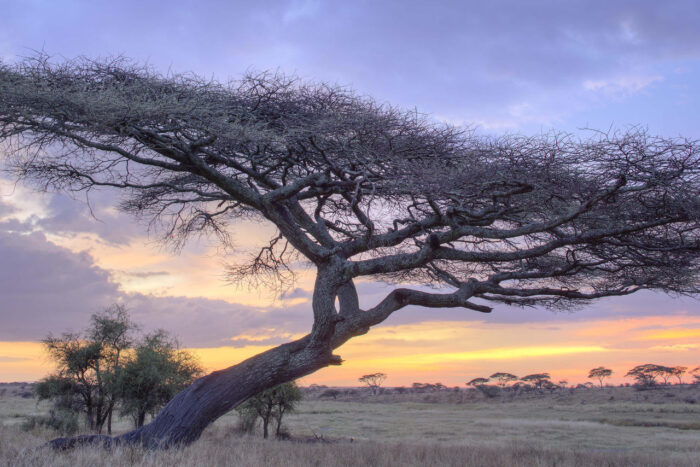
[588,367,613,388]
[654,365,676,385]
[521,373,551,389]
[466,377,490,387]
[670,366,688,385]
[626,364,667,388]
[489,372,518,388]
[692,367,700,384]
[359,373,387,395]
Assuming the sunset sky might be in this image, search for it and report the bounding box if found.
[0,0,699,387]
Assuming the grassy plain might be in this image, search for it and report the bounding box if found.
[1,384,700,466]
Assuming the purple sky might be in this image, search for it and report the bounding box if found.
[2,1,699,136]
[0,1,699,384]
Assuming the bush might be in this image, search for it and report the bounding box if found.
[22,408,79,435]
[634,380,657,391]
[476,384,501,399]
[319,389,340,399]
[236,381,302,438]
[236,410,259,434]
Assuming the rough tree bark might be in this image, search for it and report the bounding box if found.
[48,274,377,449]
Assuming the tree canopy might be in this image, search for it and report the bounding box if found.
[236,381,302,439]
[119,330,203,428]
[489,372,518,387]
[37,305,135,434]
[35,305,201,435]
[1,56,699,449]
[358,372,387,394]
[588,367,613,388]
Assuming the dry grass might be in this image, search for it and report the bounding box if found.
[2,385,700,466]
[3,426,700,467]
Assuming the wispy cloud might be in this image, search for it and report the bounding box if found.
[583,74,663,97]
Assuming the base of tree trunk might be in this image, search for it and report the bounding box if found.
[45,334,341,450]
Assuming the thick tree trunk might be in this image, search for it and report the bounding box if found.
[45,273,487,451]
[47,271,360,451]
[48,333,341,450]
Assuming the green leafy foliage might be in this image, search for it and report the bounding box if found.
[118,330,203,428]
[22,406,79,435]
[36,305,201,433]
[37,305,135,434]
[236,382,302,438]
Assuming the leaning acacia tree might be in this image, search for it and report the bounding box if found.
[1,57,699,448]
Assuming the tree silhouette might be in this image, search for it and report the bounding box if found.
[466,377,490,387]
[692,367,700,384]
[1,56,699,449]
[626,364,666,388]
[358,373,387,395]
[587,367,613,388]
[670,366,688,385]
[521,373,551,389]
[489,372,518,388]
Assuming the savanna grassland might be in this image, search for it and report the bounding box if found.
[2,384,700,466]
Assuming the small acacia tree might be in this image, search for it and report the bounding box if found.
[670,366,687,385]
[358,373,387,395]
[626,364,664,388]
[465,377,489,387]
[489,372,518,388]
[521,373,551,390]
[649,365,676,385]
[36,305,135,434]
[465,377,500,398]
[1,56,699,449]
[236,382,302,438]
[588,367,613,388]
[692,367,700,384]
[119,330,203,428]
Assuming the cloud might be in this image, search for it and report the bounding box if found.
[0,229,122,339]
[0,198,16,218]
[583,74,663,97]
[1,1,699,132]
[121,271,170,278]
[0,221,315,347]
[648,343,699,352]
[36,191,145,246]
[278,287,312,300]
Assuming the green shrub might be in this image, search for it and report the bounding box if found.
[22,408,79,435]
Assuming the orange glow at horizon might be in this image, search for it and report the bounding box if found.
[3,315,698,387]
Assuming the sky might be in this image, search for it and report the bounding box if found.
[0,0,699,387]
